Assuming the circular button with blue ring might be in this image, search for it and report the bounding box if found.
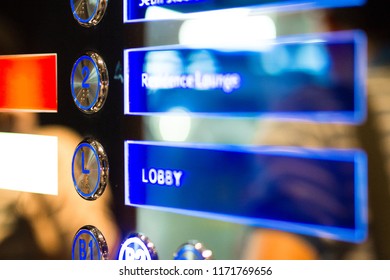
[118,233,158,260]
[72,138,109,201]
[72,225,109,260]
[174,240,212,260]
[71,52,109,114]
[70,0,108,27]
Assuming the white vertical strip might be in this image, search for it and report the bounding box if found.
[0,132,58,195]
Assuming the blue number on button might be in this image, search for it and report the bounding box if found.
[81,150,90,175]
[81,66,90,89]
[79,239,94,260]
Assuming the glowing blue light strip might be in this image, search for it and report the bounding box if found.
[124,141,367,243]
[124,0,366,23]
[124,30,367,124]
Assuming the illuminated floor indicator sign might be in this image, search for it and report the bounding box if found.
[125,141,367,243]
[124,31,366,124]
[124,0,366,22]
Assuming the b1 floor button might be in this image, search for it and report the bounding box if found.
[174,240,212,260]
[72,225,108,260]
[71,52,109,114]
[72,138,109,200]
[70,0,108,27]
[118,233,158,260]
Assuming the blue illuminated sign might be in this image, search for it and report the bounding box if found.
[125,141,367,242]
[124,0,366,22]
[124,31,367,124]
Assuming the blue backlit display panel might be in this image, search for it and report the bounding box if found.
[124,31,366,123]
[125,141,367,242]
[124,0,366,22]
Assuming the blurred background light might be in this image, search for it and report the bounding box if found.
[145,6,183,20]
[0,132,58,195]
[294,43,329,74]
[158,107,192,142]
[179,14,277,47]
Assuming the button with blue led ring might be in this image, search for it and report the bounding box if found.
[72,138,109,201]
[71,52,109,114]
[70,0,108,27]
[72,225,109,260]
[174,240,212,260]
[118,233,158,260]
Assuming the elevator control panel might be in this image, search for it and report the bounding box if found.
[0,0,369,260]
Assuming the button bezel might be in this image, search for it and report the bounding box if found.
[72,225,109,260]
[72,138,109,201]
[118,232,159,260]
[70,0,108,27]
[71,51,109,114]
[174,240,213,260]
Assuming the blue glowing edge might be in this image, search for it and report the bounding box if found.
[71,0,99,24]
[124,30,367,124]
[71,229,101,260]
[124,141,368,243]
[124,0,366,23]
[71,55,101,111]
[71,142,101,199]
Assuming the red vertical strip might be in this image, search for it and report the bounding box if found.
[0,54,57,112]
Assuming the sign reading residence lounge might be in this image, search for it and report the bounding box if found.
[124,0,366,22]
[124,141,367,242]
[141,71,241,93]
[124,31,366,123]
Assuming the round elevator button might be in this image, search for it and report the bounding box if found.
[72,225,109,260]
[70,0,108,27]
[174,240,212,260]
[118,233,158,260]
[72,138,109,200]
[70,52,109,114]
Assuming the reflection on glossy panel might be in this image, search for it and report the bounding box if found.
[0,54,57,112]
[0,132,58,195]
